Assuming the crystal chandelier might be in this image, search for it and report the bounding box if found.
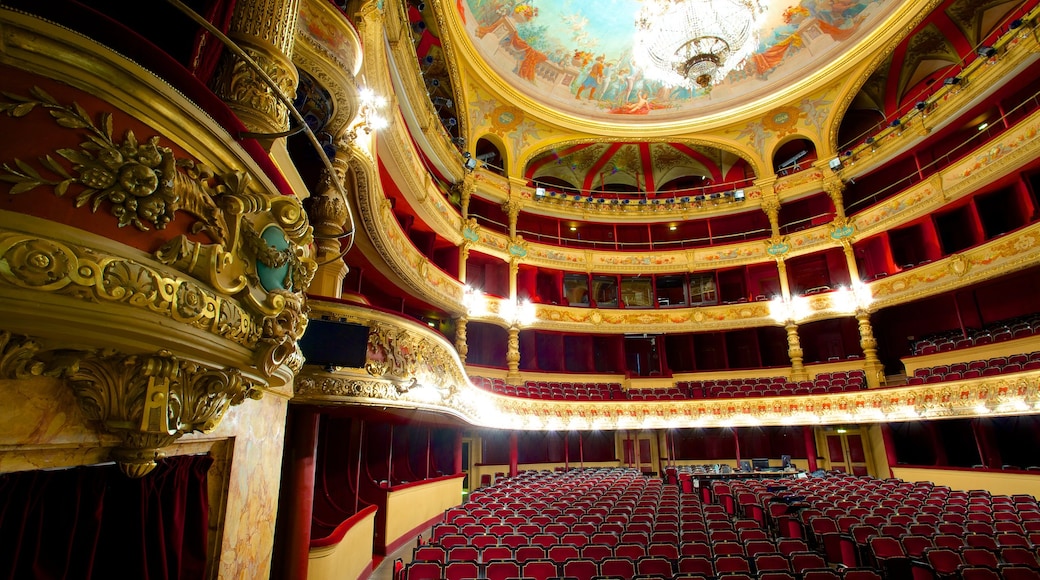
[633,0,760,89]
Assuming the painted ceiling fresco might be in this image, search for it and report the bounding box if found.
[458,0,897,122]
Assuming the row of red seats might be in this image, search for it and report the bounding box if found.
[906,351,1040,384]
[913,315,1040,355]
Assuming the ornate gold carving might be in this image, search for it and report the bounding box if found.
[69,349,260,477]
[455,316,469,363]
[0,233,261,346]
[0,87,227,232]
[212,46,298,134]
[0,330,73,379]
[296,373,402,400]
[305,182,350,259]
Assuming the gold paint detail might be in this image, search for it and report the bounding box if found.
[0,87,224,232]
[69,349,261,477]
[212,45,298,134]
[0,233,261,347]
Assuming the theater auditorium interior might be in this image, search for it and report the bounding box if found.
[3,0,1040,578]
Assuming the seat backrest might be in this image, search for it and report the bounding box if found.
[714,554,752,574]
[561,558,599,580]
[485,560,521,580]
[801,568,842,580]
[790,550,827,572]
[924,547,965,574]
[677,555,714,576]
[444,561,480,580]
[868,535,905,559]
[520,559,559,580]
[841,568,883,580]
[754,552,792,572]
[961,546,1000,568]
[958,566,1002,580]
[599,557,636,578]
[614,543,646,559]
[404,561,442,580]
[636,556,675,576]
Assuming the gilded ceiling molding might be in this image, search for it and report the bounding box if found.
[823,0,947,153]
[417,0,469,143]
[376,0,469,170]
[870,221,1040,310]
[293,0,363,139]
[433,0,937,137]
[348,155,466,314]
[835,14,1040,171]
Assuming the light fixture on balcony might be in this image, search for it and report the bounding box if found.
[769,294,811,323]
[633,0,761,89]
[977,45,997,59]
[500,298,536,327]
[345,87,387,142]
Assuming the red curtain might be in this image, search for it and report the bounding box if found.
[0,454,212,580]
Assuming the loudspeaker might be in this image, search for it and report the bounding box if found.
[298,319,370,369]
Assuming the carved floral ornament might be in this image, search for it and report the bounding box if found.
[0,88,319,475]
[1,331,262,478]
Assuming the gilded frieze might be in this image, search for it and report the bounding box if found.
[870,222,1040,308]
[297,338,1040,428]
[0,232,260,346]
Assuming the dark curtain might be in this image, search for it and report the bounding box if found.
[0,454,212,580]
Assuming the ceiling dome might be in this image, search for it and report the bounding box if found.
[456,0,901,123]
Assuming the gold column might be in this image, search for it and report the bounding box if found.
[824,178,847,221]
[459,240,471,285]
[761,195,781,239]
[776,258,792,300]
[509,256,520,302]
[304,150,351,298]
[211,0,301,140]
[505,326,521,385]
[502,197,523,240]
[856,311,885,388]
[786,322,808,381]
[459,174,475,220]
[455,316,469,363]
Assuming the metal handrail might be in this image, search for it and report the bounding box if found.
[165,0,356,262]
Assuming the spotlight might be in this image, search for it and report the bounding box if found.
[1010,18,1023,29]
[432,96,453,109]
[865,136,875,144]
[828,158,843,171]
[944,77,961,86]
[733,189,745,201]
[915,101,927,111]
[977,46,997,58]
[463,152,476,172]
[535,187,546,197]
[890,119,901,127]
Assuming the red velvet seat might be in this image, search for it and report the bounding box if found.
[714,554,752,575]
[790,550,827,573]
[413,545,446,563]
[514,544,546,563]
[485,560,520,580]
[636,556,674,577]
[404,561,442,580]
[562,558,599,580]
[599,557,636,578]
[444,561,480,580]
[520,559,558,580]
